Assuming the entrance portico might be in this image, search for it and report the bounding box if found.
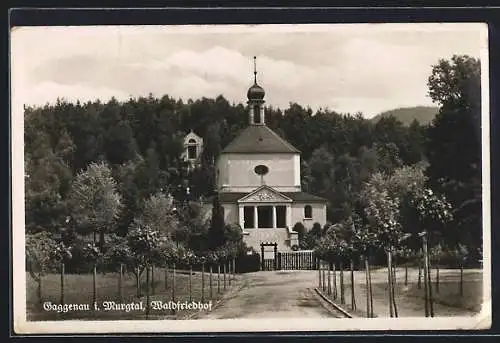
[237,185,293,229]
[239,204,291,229]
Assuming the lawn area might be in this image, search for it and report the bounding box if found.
[317,268,483,317]
[396,269,483,312]
[26,266,240,321]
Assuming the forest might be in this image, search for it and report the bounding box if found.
[24,55,482,273]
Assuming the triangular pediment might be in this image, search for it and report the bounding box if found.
[238,185,292,203]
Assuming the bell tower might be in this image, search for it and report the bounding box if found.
[247,56,266,126]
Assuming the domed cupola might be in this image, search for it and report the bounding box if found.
[247,56,266,101]
[247,56,266,126]
[247,82,265,101]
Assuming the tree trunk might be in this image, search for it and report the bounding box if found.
[340,261,345,305]
[217,264,221,293]
[135,268,141,298]
[368,255,374,318]
[232,258,236,280]
[350,259,356,311]
[418,262,422,289]
[327,262,332,296]
[405,263,408,286]
[146,263,150,318]
[322,261,326,292]
[460,263,464,297]
[422,234,432,317]
[171,263,176,314]
[93,263,97,307]
[99,231,105,250]
[318,259,322,289]
[392,263,397,285]
[201,263,205,302]
[223,262,227,290]
[151,265,155,295]
[228,260,232,286]
[423,251,429,317]
[427,258,434,317]
[364,256,371,318]
[119,264,123,302]
[189,265,193,302]
[387,250,394,318]
[435,265,440,294]
[391,262,398,317]
[164,266,169,290]
[333,263,337,300]
[210,265,214,299]
[60,262,65,305]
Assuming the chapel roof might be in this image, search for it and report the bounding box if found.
[221,125,300,154]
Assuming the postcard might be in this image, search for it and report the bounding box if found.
[11,21,491,334]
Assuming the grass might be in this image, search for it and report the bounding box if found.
[317,268,482,317]
[400,280,482,312]
[26,266,239,321]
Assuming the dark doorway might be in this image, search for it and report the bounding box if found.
[258,206,272,228]
[276,206,286,228]
[244,206,255,229]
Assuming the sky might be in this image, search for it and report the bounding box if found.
[11,23,486,118]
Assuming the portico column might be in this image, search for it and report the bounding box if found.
[286,204,292,229]
[239,206,244,229]
[254,206,258,229]
[272,205,277,228]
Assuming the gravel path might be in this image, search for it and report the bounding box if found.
[202,270,342,319]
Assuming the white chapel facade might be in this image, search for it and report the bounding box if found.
[212,57,327,252]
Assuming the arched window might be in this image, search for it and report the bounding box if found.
[304,205,312,219]
[187,138,197,159]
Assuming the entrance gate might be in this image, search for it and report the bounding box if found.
[260,242,278,271]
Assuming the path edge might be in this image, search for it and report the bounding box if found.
[313,287,354,318]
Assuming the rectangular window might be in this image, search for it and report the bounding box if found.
[257,206,273,228]
[276,206,287,228]
[244,206,254,229]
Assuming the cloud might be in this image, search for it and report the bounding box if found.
[12,24,484,118]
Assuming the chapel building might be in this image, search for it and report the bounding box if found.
[213,57,327,252]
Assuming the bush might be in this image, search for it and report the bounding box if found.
[235,248,261,273]
[311,222,322,236]
[293,222,306,239]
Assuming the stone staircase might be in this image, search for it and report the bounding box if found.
[243,227,292,253]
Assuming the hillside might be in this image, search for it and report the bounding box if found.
[371,106,439,126]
